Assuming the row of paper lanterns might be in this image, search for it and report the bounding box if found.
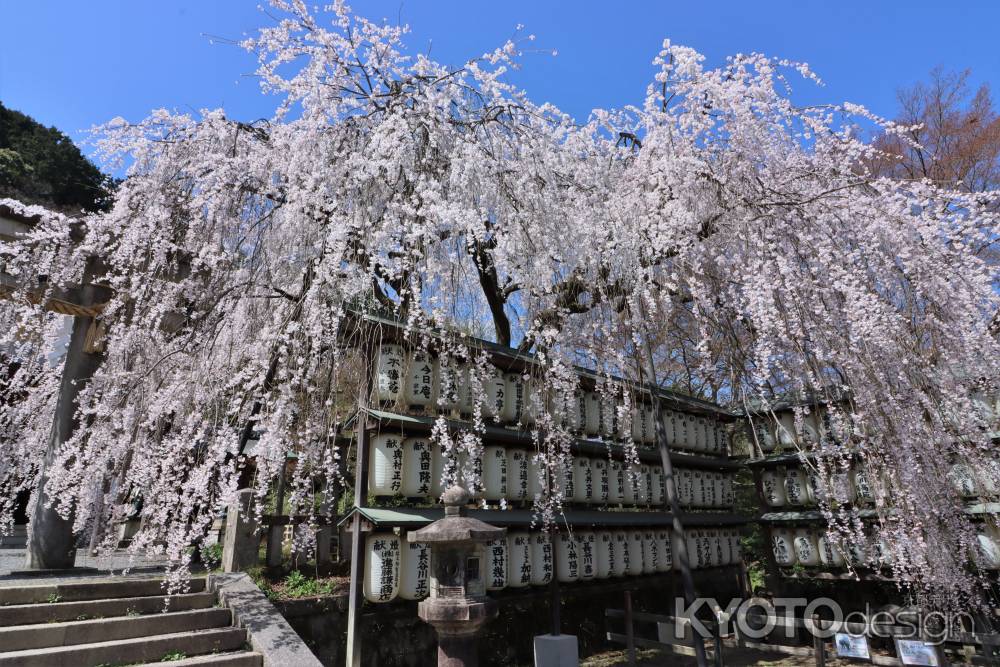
[771,525,1000,570]
[364,527,743,603]
[375,344,729,454]
[369,434,737,508]
[761,462,998,508]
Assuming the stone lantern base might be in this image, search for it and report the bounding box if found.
[418,598,498,667]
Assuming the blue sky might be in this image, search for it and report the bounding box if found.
[2,1,999,173]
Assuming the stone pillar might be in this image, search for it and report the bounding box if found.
[223,489,259,572]
[25,313,104,570]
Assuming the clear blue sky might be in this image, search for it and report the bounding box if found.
[2,1,999,173]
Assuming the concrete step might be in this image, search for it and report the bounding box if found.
[0,607,232,651]
[0,576,206,605]
[0,626,248,667]
[134,651,263,667]
[0,591,217,626]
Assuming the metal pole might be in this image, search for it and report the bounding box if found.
[641,335,709,667]
[549,531,561,636]
[345,339,374,667]
[813,614,826,667]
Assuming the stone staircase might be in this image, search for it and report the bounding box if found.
[0,575,263,666]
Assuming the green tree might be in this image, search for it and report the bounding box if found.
[0,102,113,212]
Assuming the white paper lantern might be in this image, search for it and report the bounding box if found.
[977,525,1000,570]
[556,532,580,583]
[817,532,845,567]
[950,463,979,498]
[691,469,707,507]
[650,466,665,506]
[486,537,508,591]
[457,361,476,414]
[502,373,528,425]
[754,420,777,453]
[611,531,629,577]
[722,474,735,508]
[716,424,730,457]
[627,530,645,575]
[760,469,787,507]
[593,458,610,504]
[583,391,601,436]
[694,417,708,452]
[771,528,795,566]
[677,468,693,506]
[401,437,435,497]
[784,468,807,506]
[434,356,461,412]
[370,434,405,496]
[608,460,626,504]
[573,457,594,504]
[684,531,701,570]
[716,529,733,566]
[399,538,431,600]
[482,446,508,501]
[527,453,545,500]
[375,344,405,404]
[831,471,857,504]
[703,530,720,567]
[656,529,673,572]
[728,530,742,563]
[530,533,553,586]
[507,449,530,502]
[699,531,714,568]
[630,405,644,443]
[364,534,401,603]
[853,467,875,505]
[642,404,657,444]
[637,465,652,505]
[642,530,658,574]
[661,410,677,447]
[560,459,575,502]
[674,413,690,450]
[776,412,796,448]
[480,366,506,419]
[793,529,820,567]
[623,463,638,505]
[507,532,532,587]
[430,441,445,500]
[404,351,435,407]
[595,531,614,578]
[577,531,597,580]
[977,460,1000,498]
[571,390,588,433]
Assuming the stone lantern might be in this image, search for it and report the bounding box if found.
[408,485,506,667]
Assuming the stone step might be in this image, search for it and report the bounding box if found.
[0,591,217,626]
[0,626,247,667]
[0,576,206,605]
[0,607,232,651]
[134,651,263,667]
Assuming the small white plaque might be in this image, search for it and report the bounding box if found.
[834,632,870,659]
[895,639,940,666]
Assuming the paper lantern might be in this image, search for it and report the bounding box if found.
[950,463,979,498]
[817,532,845,567]
[674,413,690,450]
[698,531,714,569]
[783,468,807,506]
[754,420,777,453]
[630,405,644,443]
[583,392,601,436]
[577,531,597,580]
[627,530,645,575]
[573,457,594,504]
[375,344,405,404]
[684,531,701,570]
[831,471,857,504]
[853,467,875,505]
[712,472,725,508]
[655,529,673,572]
[661,410,677,447]
[364,534,401,603]
[555,532,580,583]
[793,528,820,567]
[642,404,657,444]
[595,531,614,579]
[527,453,545,500]
[760,469,787,507]
[486,537,508,591]
[434,356,461,412]
[430,441,445,499]
[507,532,532,588]
[482,445,508,501]
[401,437,434,497]
[593,458,611,504]
[650,466,665,506]
[691,469,707,507]
[715,424,730,457]
[507,449,530,502]
[501,372,528,425]
[608,460,626,504]
[622,463,638,505]
[677,468,693,506]
[642,530,658,574]
[404,351,435,407]
[977,525,1000,570]
[771,528,795,566]
[560,458,575,502]
[727,529,742,564]
[693,417,707,452]
[480,366,506,419]
[530,533,553,586]
[611,531,629,577]
[776,412,796,448]
[570,390,588,433]
[370,434,404,496]
[398,538,431,600]
[636,465,652,505]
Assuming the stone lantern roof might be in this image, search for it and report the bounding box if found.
[408,486,506,544]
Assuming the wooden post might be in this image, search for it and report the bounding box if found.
[345,339,374,667]
[624,590,636,667]
[811,614,826,667]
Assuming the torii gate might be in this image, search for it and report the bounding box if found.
[1,203,111,570]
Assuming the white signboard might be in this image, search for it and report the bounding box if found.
[834,633,871,659]
[895,639,940,666]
